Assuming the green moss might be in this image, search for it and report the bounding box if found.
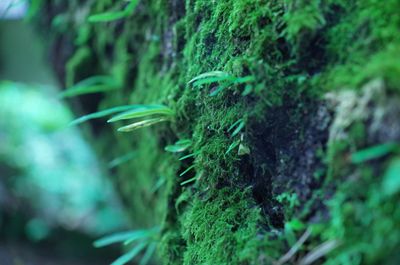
[36,0,400,264]
[180,188,261,265]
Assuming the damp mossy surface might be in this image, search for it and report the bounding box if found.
[34,0,400,264]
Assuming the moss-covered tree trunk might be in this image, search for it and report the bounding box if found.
[34,0,400,264]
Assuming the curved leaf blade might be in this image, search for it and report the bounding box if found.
[108,105,173,123]
[94,230,143,248]
[70,105,138,126]
[117,117,169,132]
[111,242,147,265]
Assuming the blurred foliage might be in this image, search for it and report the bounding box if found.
[0,81,127,240]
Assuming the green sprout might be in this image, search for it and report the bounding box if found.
[228,118,245,137]
[70,104,174,132]
[88,0,139,23]
[350,142,399,164]
[188,71,255,96]
[107,104,174,132]
[164,139,192,153]
[225,140,241,155]
[94,227,160,265]
[69,105,140,126]
[108,151,136,169]
[60,75,120,98]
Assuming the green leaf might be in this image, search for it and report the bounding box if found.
[228,119,245,137]
[108,152,136,169]
[139,243,157,265]
[193,76,234,87]
[150,177,166,193]
[70,105,138,126]
[179,165,195,177]
[60,75,119,98]
[179,152,199,161]
[180,176,198,186]
[88,11,127,23]
[382,158,400,197]
[88,0,139,23]
[241,84,253,96]
[117,117,169,132]
[350,142,399,164]
[108,105,173,123]
[225,140,240,155]
[188,71,230,84]
[123,227,159,245]
[94,231,144,248]
[111,242,147,265]
[232,75,255,84]
[209,84,229,96]
[165,139,192,153]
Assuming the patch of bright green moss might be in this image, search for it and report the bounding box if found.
[36,0,400,264]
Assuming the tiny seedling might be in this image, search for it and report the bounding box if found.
[225,140,241,155]
[60,75,120,98]
[69,105,141,126]
[179,152,200,161]
[70,104,174,133]
[179,164,196,177]
[108,151,136,169]
[94,227,160,265]
[88,0,139,23]
[350,142,399,164]
[107,105,173,122]
[107,104,174,133]
[228,118,245,137]
[188,71,255,96]
[180,175,198,186]
[165,139,192,153]
[116,117,169,132]
[188,71,232,85]
[382,158,400,197]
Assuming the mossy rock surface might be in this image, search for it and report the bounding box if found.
[34,0,400,264]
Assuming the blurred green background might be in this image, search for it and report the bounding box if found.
[0,1,128,264]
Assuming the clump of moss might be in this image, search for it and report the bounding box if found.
[180,188,261,265]
[34,0,400,264]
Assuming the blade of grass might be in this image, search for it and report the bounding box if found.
[108,105,173,123]
[209,84,229,96]
[276,228,312,265]
[350,142,399,164]
[88,0,139,23]
[193,76,234,87]
[150,177,166,193]
[60,75,119,98]
[108,152,136,169]
[179,165,195,177]
[180,176,198,186]
[123,228,159,245]
[241,84,253,96]
[228,119,243,132]
[94,230,145,248]
[179,152,199,161]
[70,105,138,126]
[228,119,245,137]
[298,240,339,265]
[139,243,157,265]
[165,139,192,153]
[382,158,400,197]
[111,242,147,265]
[188,71,230,84]
[88,11,127,22]
[117,117,169,132]
[225,140,240,155]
